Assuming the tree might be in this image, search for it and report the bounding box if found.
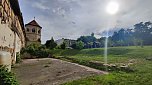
[75,21,152,48]
[77,33,97,48]
[117,40,125,46]
[97,37,105,47]
[88,42,93,48]
[76,41,84,49]
[45,37,57,49]
[91,32,95,37]
[133,21,152,46]
[133,22,144,47]
[60,42,66,49]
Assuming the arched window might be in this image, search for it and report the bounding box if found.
[38,30,41,34]
[27,28,29,32]
[32,28,35,33]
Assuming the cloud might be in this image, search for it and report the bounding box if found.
[19,0,152,44]
[32,1,50,10]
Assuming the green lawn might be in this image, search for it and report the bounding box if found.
[50,46,152,85]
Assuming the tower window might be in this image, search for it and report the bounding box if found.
[38,30,40,33]
[32,28,35,33]
[27,28,29,32]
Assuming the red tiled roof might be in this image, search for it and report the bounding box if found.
[25,20,42,28]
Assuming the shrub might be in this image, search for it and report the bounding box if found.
[21,44,51,58]
[45,37,57,49]
[76,41,84,49]
[0,66,19,85]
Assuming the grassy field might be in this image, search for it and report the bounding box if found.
[49,46,152,85]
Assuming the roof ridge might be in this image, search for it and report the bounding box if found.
[25,20,42,28]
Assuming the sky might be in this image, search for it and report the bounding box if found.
[19,0,152,44]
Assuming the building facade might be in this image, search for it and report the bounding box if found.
[25,20,42,46]
[0,0,25,64]
[56,38,76,48]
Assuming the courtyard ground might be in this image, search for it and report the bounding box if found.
[12,58,107,85]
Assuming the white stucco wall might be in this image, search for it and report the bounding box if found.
[0,18,22,63]
[15,34,22,52]
[0,23,15,48]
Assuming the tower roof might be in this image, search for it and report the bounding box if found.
[25,20,42,28]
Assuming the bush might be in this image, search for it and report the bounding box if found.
[76,41,84,49]
[45,37,57,49]
[35,49,50,58]
[21,44,51,58]
[0,66,19,85]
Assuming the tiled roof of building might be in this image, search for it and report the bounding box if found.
[25,20,42,28]
[10,0,25,31]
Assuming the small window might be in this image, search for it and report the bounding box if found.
[27,28,29,32]
[38,30,40,33]
[32,28,35,33]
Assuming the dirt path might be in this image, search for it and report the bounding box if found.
[12,58,107,85]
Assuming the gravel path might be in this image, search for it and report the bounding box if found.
[12,58,107,85]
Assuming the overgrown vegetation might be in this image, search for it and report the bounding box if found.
[21,44,51,58]
[20,43,152,85]
[71,41,85,49]
[45,46,152,85]
[45,37,57,49]
[63,59,152,85]
[0,66,19,85]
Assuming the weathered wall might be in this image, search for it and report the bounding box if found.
[56,39,76,47]
[0,18,22,64]
[0,23,15,49]
[0,0,25,71]
[26,41,41,46]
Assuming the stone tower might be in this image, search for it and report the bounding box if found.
[25,20,42,46]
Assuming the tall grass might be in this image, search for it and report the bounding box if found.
[49,46,152,85]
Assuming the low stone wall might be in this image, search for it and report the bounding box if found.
[89,61,135,72]
[54,56,135,73]
[21,52,37,59]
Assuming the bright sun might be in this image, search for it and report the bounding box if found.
[106,1,119,15]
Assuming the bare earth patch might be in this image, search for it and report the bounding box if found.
[12,58,107,85]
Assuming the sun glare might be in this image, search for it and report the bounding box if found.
[106,1,119,15]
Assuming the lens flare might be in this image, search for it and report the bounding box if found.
[106,1,119,15]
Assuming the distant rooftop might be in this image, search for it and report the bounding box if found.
[25,20,42,28]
